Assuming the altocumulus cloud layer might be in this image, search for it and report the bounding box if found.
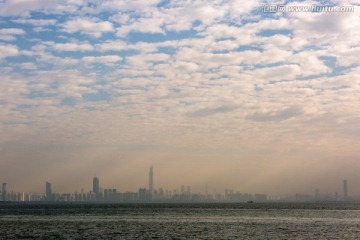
[0,0,360,194]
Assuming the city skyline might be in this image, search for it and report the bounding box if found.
[1,1,360,195]
[0,166,355,202]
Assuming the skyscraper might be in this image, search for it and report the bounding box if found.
[2,183,7,202]
[45,181,52,201]
[93,176,99,194]
[93,176,100,200]
[343,179,348,200]
[149,166,154,196]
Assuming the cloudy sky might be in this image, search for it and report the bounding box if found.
[0,0,360,196]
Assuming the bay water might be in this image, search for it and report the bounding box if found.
[1,202,360,239]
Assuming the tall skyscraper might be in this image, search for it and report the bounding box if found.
[343,179,348,200]
[149,166,154,196]
[45,181,52,201]
[2,183,7,202]
[93,176,100,200]
[93,176,99,194]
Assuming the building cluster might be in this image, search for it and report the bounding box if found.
[1,182,43,202]
[38,167,268,203]
[281,180,350,202]
[0,168,353,203]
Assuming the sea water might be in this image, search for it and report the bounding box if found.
[1,202,360,239]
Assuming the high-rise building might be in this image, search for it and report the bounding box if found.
[93,176,100,200]
[2,183,7,202]
[104,189,117,202]
[149,166,154,196]
[45,181,52,201]
[139,188,147,202]
[343,179,348,200]
[93,176,99,194]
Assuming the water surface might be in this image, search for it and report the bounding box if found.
[1,202,360,239]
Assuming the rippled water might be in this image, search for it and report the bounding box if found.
[1,202,360,239]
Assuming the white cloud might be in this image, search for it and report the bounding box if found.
[289,51,331,76]
[225,0,260,16]
[200,24,255,44]
[0,28,25,41]
[1,0,360,193]
[82,55,122,65]
[0,28,25,35]
[53,42,94,52]
[254,64,301,81]
[0,44,19,59]
[12,18,57,26]
[126,53,170,68]
[19,62,37,70]
[0,75,29,104]
[0,0,63,16]
[96,40,129,52]
[329,45,360,67]
[288,4,360,50]
[116,17,165,36]
[99,0,161,11]
[114,0,256,37]
[244,18,290,32]
[110,13,131,24]
[62,18,114,38]
[173,2,226,25]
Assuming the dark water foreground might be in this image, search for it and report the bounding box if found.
[1,202,360,239]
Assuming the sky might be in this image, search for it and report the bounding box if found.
[0,0,360,196]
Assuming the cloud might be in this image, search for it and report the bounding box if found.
[289,8,353,34]
[247,106,303,122]
[82,55,122,65]
[254,65,301,81]
[0,28,25,41]
[12,18,57,26]
[225,0,260,16]
[329,46,360,67]
[116,17,165,36]
[0,0,63,16]
[53,42,94,52]
[126,53,170,68]
[19,62,37,70]
[96,40,129,52]
[287,3,360,50]
[62,18,114,38]
[187,105,240,118]
[0,75,29,104]
[114,0,258,37]
[0,44,19,59]
[290,52,331,76]
[1,0,360,193]
[99,0,161,11]
[25,69,97,99]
